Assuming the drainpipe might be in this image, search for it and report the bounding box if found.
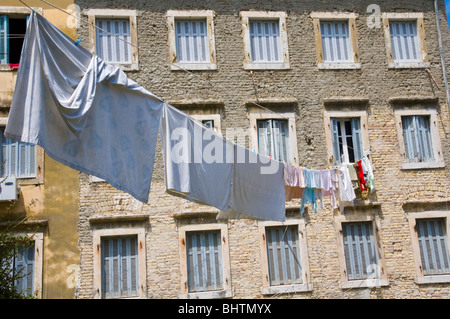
[434,0,450,113]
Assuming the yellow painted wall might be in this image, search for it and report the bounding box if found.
[0,0,80,298]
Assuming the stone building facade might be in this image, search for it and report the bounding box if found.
[74,0,450,298]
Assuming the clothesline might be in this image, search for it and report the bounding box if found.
[6,11,377,223]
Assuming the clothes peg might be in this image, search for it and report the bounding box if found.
[75,38,82,46]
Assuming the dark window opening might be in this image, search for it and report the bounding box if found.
[8,18,27,64]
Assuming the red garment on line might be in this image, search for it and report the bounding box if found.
[357,160,368,192]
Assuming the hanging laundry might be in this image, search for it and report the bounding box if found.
[163,104,286,221]
[300,168,318,214]
[5,12,164,203]
[225,144,286,222]
[284,164,304,201]
[361,156,376,193]
[161,103,234,212]
[338,165,356,203]
[321,169,339,210]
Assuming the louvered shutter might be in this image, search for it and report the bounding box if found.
[402,115,434,163]
[14,243,35,297]
[96,18,132,64]
[1,132,36,178]
[342,222,378,280]
[390,21,420,62]
[186,231,223,292]
[320,21,351,62]
[351,118,363,162]
[416,219,450,275]
[249,20,282,63]
[0,15,8,64]
[175,19,209,63]
[330,118,342,165]
[266,226,302,286]
[101,236,139,298]
[273,120,289,163]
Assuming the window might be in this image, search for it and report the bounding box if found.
[12,243,35,297]
[408,211,450,284]
[178,223,232,298]
[101,236,139,299]
[402,115,433,163]
[330,117,363,165]
[323,109,369,166]
[241,11,290,70]
[257,119,289,163]
[87,9,139,71]
[95,18,132,64]
[416,219,450,276]
[249,110,298,165]
[311,12,360,69]
[190,113,222,135]
[167,10,217,71]
[249,19,282,63]
[8,232,43,298]
[342,222,378,281]
[382,13,429,68]
[320,21,352,63]
[0,14,27,65]
[186,230,222,293]
[1,127,37,179]
[265,225,302,286]
[394,108,444,169]
[175,19,208,63]
[335,212,388,289]
[258,219,312,295]
[92,226,146,299]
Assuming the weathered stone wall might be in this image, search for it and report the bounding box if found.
[75,0,450,298]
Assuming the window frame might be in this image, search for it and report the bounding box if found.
[86,9,139,71]
[0,6,42,71]
[258,218,313,295]
[311,12,360,70]
[191,114,222,135]
[178,223,232,299]
[0,119,44,185]
[335,212,389,289]
[167,10,217,71]
[394,108,445,169]
[407,211,450,284]
[323,110,370,166]
[240,11,290,70]
[382,12,429,69]
[249,110,298,165]
[92,226,147,299]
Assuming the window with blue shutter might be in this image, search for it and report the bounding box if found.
[186,230,223,293]
[257,119,289,163]
[101,236,139,298]
[331,117,363,165]
[342,222,378,280]
[390,21,420,62]
[265,226,303,286]
[96,18,132,64]
[416,218,450,276]
[175,19,209,63]
[402,115,434,163]
[249,19,282,63]
[13,243,35,297]
[320,20,352,63]
[0,15,28,65]
[1,128,37,178]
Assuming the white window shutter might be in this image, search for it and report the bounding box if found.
[350,118,363,162]
[249,20,282,63]
[175,19,209,63]
[390,21,420,62]
[320,21,351,63]
[0,15,9,64]
[96,18,132,64]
